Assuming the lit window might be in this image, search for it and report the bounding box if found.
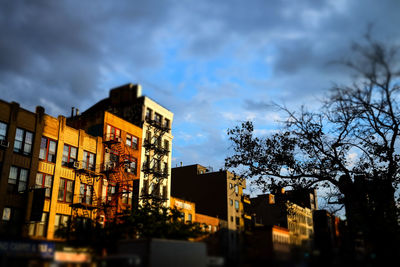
[14,128,33,155]
[8,166,28,193]
[35,173,53,197]
[126,156,137,174]
[39,137,57,163]
[235,185,239,194]
[2,207,11,221]
[235,200,239,210]
[82,151,96,171]
[62,145,77,166]
[58,178,74,203]
[121,186,133,205]
[126,134,138,149]
[79,184,92,204]
[0,121,7,140]
[28,212,48,237]
[107,184,116,202]
[106,124,121,141]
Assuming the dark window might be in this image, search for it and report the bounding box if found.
[154,113,162,126]
[126,134,138,149]
[145,108,152,121]
[82,151,95,171]
[14,128,33,155]
[0,121,7,140]
[54,214,70,237]
[35,173,53,198]
[79,184,92,204]
[62,145,77,166]
[58,178,74,203]
[39,137,57,163]
[8,166,28,193]
[164,119,170,130]
[164,140,169,151]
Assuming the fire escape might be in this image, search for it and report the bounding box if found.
[141,116,170,203]
[100,134,137,222]
[70,160,102,224]
[69,133,137,226]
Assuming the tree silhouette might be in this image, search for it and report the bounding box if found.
[226,34,400,264]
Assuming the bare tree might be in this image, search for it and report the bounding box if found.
[226,35,400,263]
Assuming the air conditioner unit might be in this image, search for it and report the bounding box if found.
[73,161,80,169]
[0,139,9,148]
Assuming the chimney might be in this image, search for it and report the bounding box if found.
[71,107,75,117]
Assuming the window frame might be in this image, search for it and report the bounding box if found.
[82,150,96,171]
[126,134,139,150]
[14,128,34,155]
[62,144,77,167]
[8,166,28,193]
[58,178,74,203]
[106,124,121,141]
[39,137,57,163]
[28,212,48,237]
[0,121,7,141]
[79,183,92,205]
[35,172,53,198]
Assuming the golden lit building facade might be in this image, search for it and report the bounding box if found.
[170,196,195,223]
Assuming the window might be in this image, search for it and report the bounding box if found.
[79,184,92,205]
[126,134,138,149]
[8,166,28,193]
[188,213,192,222]
[236,216,240,225]
[230,199,233,206]
[126,157,137,174]
[107,184,116,201]
[35,173,53,198]
[180,212,185,220]
[164,140,169,151]
[82,151,95,171]
[154,159,161,172]
[2,207,11,221]
[121,187,132,205]
[235,184,239,194]
[14,128,33,155]
[54,214,70,237]
[106,124,121,141]
[164,119,170,130]
[58,178,74,203]
[0,121,7,140]
[163,162,168,174]
[154,113,162,126]
[145,108,152,121]
[62,144,77,166]
[235,200,240,210]
[39,137,57,163]
[145,131,151,142]
[229,183,233,189]
[28,212,48,237]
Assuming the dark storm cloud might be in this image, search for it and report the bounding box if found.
[0,0,172,115]
[243,100,273,111]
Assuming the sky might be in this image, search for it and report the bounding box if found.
[1,0,399,183]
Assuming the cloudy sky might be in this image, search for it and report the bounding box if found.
[1,0,399,173]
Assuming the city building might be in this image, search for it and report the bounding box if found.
[72,84,173,207]
[170,196,195,223]
[171,164,246,260]
[67,109,143,212]
[0,100,45,238]
[250,193,314,250]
